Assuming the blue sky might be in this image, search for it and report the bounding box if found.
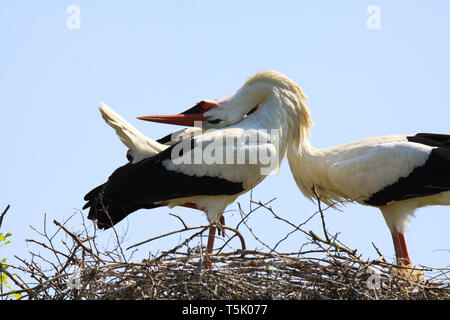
[1,1,450,281]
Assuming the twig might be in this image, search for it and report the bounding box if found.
[126,224,246,253]
[372,242,387,263]
[169,213,188,229]
[53,220,101,262]
[236,202,276,253]
[312,185,330,242]
[0,204,10,230]
[308,230,357,259]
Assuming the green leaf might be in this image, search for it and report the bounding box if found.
[1,273,7,285]
[0,234,5,241]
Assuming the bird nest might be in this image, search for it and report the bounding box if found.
[2,199,450,300]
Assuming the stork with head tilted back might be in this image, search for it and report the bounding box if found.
[83,71,308,266]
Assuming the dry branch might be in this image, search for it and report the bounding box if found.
[0,204,10,230]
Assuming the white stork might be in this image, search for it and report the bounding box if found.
[140,71,450,266]
[83,76,288,262]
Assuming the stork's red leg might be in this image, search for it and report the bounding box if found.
[204,216,226,269]
[206,226,216,254]
[203,226,217,269]
[391,228,412,266]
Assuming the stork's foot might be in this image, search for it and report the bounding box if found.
[407,269,425,283]
[390,264,425,293]
[391,266,425,283]
[202,261,215,270]
[217,216,226,237]
[202,216,227,269]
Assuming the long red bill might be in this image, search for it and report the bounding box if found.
[137,100,259,127]
[137,114,207,127]
[137,100,219,127]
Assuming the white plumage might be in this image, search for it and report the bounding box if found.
[288,134,450,257]
[98,102,199,162]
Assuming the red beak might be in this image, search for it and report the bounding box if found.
[137,100,217,127]
[137,101,259,127]
[136,114,207,127]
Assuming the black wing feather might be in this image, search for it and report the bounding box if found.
[365,133,450,206]
[84,143,244,229]
[407,133,450,148]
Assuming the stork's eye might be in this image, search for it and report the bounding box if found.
[246,106,258,116]
[126,150,133,162]
[207,119,223,125]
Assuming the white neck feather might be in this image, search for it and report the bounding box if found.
[227,71,314,151]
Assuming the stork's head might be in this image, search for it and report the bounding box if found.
[138,70,313,145]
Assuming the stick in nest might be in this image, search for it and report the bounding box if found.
[126,224,246,255]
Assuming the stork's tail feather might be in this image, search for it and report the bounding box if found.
[83,183,118,229]
[98,102,166,161]
[83,182,162,229]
